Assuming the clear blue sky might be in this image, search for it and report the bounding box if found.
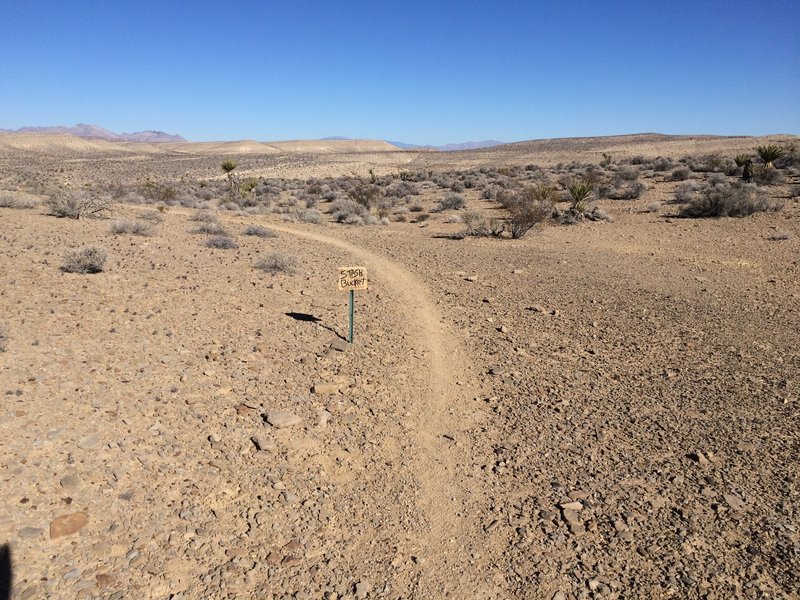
[1,0,798,144]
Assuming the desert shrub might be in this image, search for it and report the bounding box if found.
[189,211,217,222]
[606,181,646,200]
[668,167,691,181]
[415,213,430,222]
[461,212,504,237]
[409,204,424,212]
[481,187,496,200]
[789,185,800,198]
[507,198,551,239]
[674,183,699,203]
[62,246,107,273]
[751,166,785,186]
[568,180,594,213]
[110,220,152,236]
[450,180,465,193]
[615,165,640,183]
[0,323,7,352]
[255,253,296,274]
[299,208,322,224]
[191,222,227,235]
[47,191,113,219]
[243,225,277,237]
[348,183,381,208]
[432,194,466,212]
[679,182,782,217]
[0,191,39,209]
[137,210,164,223]
[206,236,238,249]
[755,144,783,168]
[646,202,662,213]
[332,199,371,224]
[768,231,791,241]
[444,214,462,224]
[651,157,674,172]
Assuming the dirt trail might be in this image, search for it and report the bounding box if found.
[270,223,491,597]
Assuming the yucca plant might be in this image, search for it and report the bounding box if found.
[221,160,238,196]
[568,180,594,213]
[734,154,751,168]
[755,145,783,169]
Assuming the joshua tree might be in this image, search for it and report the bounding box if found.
[755,145,783,169]
[221,160,238,196]
[568,180,594,213]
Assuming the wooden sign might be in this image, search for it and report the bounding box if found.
[338,267,368,291]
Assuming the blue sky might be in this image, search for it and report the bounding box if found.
[1,0,798,144]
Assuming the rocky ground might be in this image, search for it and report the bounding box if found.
[0,135,798,599]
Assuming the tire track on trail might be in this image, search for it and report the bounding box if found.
[270,223,492,597]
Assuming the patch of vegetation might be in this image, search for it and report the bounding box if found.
[243,225,278,237]
[679,181,782,218]
[255,253,296,274]
[109,220,152,236]
[47,191,113,219]
[0,323,7,352]
[432,193,466,212]
[191,222,228,235]
[205,236,239,249]
[0,191,39,209]
[62,246,107,273]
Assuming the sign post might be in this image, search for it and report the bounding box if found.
[338,267,368,344]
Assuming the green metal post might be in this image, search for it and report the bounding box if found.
[348,289,355,344]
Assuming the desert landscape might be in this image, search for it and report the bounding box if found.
[0,131,799,600]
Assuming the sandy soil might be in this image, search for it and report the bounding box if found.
[0,134,798,599]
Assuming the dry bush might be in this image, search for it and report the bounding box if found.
[299,208,322,224]
[255,253,296,274]
[62,246,107,273]
[109,220,152,236]
[205,236,238,249]
[348,183,381,208]
[679,182,782,218]
[668,167,691,181]
[47,191,113,219]
[0,323,7,352]
[243,225,277,238]
[498,186,554,238]
[137,210,164,223]
[462,211,504,237]
[189,211,218,222]
[191,222,227,235]
[332,199,372,225]
[432,194,466,212]
[0,191,39,209]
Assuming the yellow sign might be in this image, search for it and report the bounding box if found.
[338,266,368,291]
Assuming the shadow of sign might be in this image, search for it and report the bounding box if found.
[0,544,11,600]
[285,312,345,341]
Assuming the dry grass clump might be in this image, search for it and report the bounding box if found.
[668,167,691,181]
[62,246,107,273]
[255,253,296,274]
[299,208,322,224]
[137,210,164,223]
[205,236,238,249]
[109,220,152,236]
[331,199,376,225]
[678,181,782,218]
[0,191,39,209]
[243,225,278,238]
[0,323,8,352]
[431,194,466,212]
[191,222,227,235]
[47,191,113,219]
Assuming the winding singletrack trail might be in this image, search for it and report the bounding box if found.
[271,223,494,598]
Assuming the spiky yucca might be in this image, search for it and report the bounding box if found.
[568,180,594,213]
[734,154,751,167]
[755,145,783,169]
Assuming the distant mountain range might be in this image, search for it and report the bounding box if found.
[0,124,185,143]
[323,137,506,152]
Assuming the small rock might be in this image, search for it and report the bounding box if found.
[63,568,82,580]
[60,475,79,489]
[265,409,302,429]
[465,276,478,282]
[559,501,583,511]
[724,493,748,512]
[281,555,302,567]
[95,573,114,587]
[330,339,349,352]
[312,383,339,394]
[18,527,43,539]
[50,512,88,539]
[250,435,275,452]
[692,451,710,466]
[355,580,371,598]
[77,434,100,450]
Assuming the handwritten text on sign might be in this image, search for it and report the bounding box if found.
[338,267,368,291]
